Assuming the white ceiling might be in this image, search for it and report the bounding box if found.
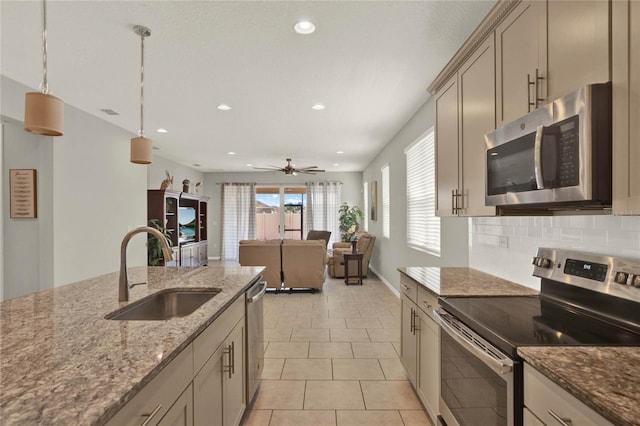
[1,0,495,172]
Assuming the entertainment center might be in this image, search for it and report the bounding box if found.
[147,189,209,267]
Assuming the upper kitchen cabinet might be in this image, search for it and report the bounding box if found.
[612,0,640,215]
[495,0,547,127]
[435,37,496,217]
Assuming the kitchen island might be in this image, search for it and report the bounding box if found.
[0,265,263,425]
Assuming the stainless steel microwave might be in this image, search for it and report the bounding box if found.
[484,83,611,209]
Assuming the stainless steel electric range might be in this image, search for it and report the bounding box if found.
[435,248,640,426]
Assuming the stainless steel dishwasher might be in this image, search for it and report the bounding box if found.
[246,278,266,403]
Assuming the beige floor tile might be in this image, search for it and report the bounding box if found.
[366,328,399,342]
[264,342,309,359]
[291,328,331,342]
[329,308,361,319]
[309,342,354,359]
[379,358,409,380]
[264,316,279,329]
[304,381,365,410]
[400,410,434,426]
[361,381,422,410]
[276,317,311,329]
[262,358,285,380]
[281,358,333,380]
[336,410,404,426]
[269,410,336,426]
[332,359,385,380]
[358,307,394,318]
[240,409,272,426]
[252,380,305,410]
[312,318,347,329]
[264,328,292,342]
[330,329,370,342]
[351,342,398,358]
[378,315,401,329]
[345,318,383,329]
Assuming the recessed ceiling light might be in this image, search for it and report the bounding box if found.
[156,128,168,133]
[333,163,340,167]
[336,150,344,154]
[227,152,236,155]
[294,20,316,35]
[217,104,232,111]
[312,104,326,111]
[246,163,253,167]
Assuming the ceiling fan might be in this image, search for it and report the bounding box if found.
[253,158,325,175]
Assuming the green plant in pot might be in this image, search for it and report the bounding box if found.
[147,219,173,266]
[338,202,364,242]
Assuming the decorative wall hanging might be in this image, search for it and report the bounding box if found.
[370,180,378,221]
[10,169,38,219]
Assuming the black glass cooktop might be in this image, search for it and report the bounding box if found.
[440,295,640,357]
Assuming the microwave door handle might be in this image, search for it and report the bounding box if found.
[534,125,546,189]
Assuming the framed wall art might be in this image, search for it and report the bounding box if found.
[370,180,378,221]
[10,169,37,219]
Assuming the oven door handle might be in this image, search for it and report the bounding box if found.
[433,308,513,376]
[534,124,546,190]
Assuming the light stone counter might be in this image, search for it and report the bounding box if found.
[518,346,640,426]
[0,265,264,425]
[398,266,539,297]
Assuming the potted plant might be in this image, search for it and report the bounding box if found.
[338,202,364,243]
[147,219,173,266]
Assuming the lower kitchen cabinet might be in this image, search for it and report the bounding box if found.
[523,363,612,426]
[158,384,194,426]
[400,293,418,385]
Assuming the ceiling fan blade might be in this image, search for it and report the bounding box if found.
[252,166,283,171]
[297,166,320,170]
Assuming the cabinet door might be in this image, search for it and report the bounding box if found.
[199,242,208,265]
[435,75,460,217]
[458,36,497,217]
[158,384,193,426]
[193,344,225,426]
[547,0,609,101]
[496,0,547,126]
[416,308,439,425]
[612,0,640,214]
[225,320,246,426]
[523,407,544,426]
[400,294,418,385]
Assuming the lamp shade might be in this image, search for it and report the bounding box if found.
[130,136,152,164]
[24,92,64,136]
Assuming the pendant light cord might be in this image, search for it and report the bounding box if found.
[139,31,145,137]
[40,0,49,95]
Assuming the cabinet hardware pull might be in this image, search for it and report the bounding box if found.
[230,341,235,375]
[534,68,545,107]
[410,307,415,333]
[451,189,455,215]
[527,73,536,112]
[547,410,572,426]
[412,310,420,333]
[401,284,410,291]
[224,345,233,379]
[141,404,162,426]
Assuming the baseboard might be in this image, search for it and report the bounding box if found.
[208,256,221,260]
[369,265,400,299]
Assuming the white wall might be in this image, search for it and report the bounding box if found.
[2,76,147,288]
[148,155,204,192]
[469,215,640,289]
[362,98,469,291]
[203,171,363,258]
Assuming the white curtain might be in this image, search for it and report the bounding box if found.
[221,183,256,260]
[306,182,342,246]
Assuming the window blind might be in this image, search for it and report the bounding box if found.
[382,164,390,238]
[405,128,440,255]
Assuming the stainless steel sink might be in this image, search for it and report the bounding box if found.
[105,289,220,321]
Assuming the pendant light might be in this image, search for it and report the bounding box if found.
[130,25,153,164]
[24,0,64,136]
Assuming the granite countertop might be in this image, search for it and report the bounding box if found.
[398,266,539,297]
[0,265,264,425]
[518,347,640,426]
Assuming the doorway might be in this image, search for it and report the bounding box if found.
[256,186,306,240]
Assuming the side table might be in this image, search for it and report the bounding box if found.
[343,252,364,285]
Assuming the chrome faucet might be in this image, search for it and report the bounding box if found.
[119,226,174,302]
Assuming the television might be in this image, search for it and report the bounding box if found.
[178,206,197,243]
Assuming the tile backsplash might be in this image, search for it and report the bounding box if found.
[469,215,640,289]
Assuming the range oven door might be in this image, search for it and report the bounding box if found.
[434,308,519,426]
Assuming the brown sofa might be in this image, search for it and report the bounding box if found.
[239,239,327,290]
[328,232,376,278]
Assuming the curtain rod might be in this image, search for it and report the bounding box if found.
[215,181,343,186]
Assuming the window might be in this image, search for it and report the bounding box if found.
[381,164,390,238]
[363,181,369,232]
[405,127,440,254]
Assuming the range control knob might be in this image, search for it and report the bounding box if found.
[632,274,640,288]
[540,258,552,268]
[532,257,539,265]
[614,271,629,285]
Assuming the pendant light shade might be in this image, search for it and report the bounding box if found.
[130,25,152,164]
[24,0,64,136]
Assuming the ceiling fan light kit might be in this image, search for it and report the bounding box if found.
[24,0,64,137]
[253,158,326,175]
[130,25,153,164]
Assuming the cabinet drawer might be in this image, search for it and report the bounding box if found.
[193,296,244,374]
[106,345,193,426]
[400,275,418,303]
[524,364,613,426]
[417,286,438,321]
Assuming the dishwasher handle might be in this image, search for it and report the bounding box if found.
[248,280,268,303]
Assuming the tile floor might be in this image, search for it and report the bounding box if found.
[240,274,432,426]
